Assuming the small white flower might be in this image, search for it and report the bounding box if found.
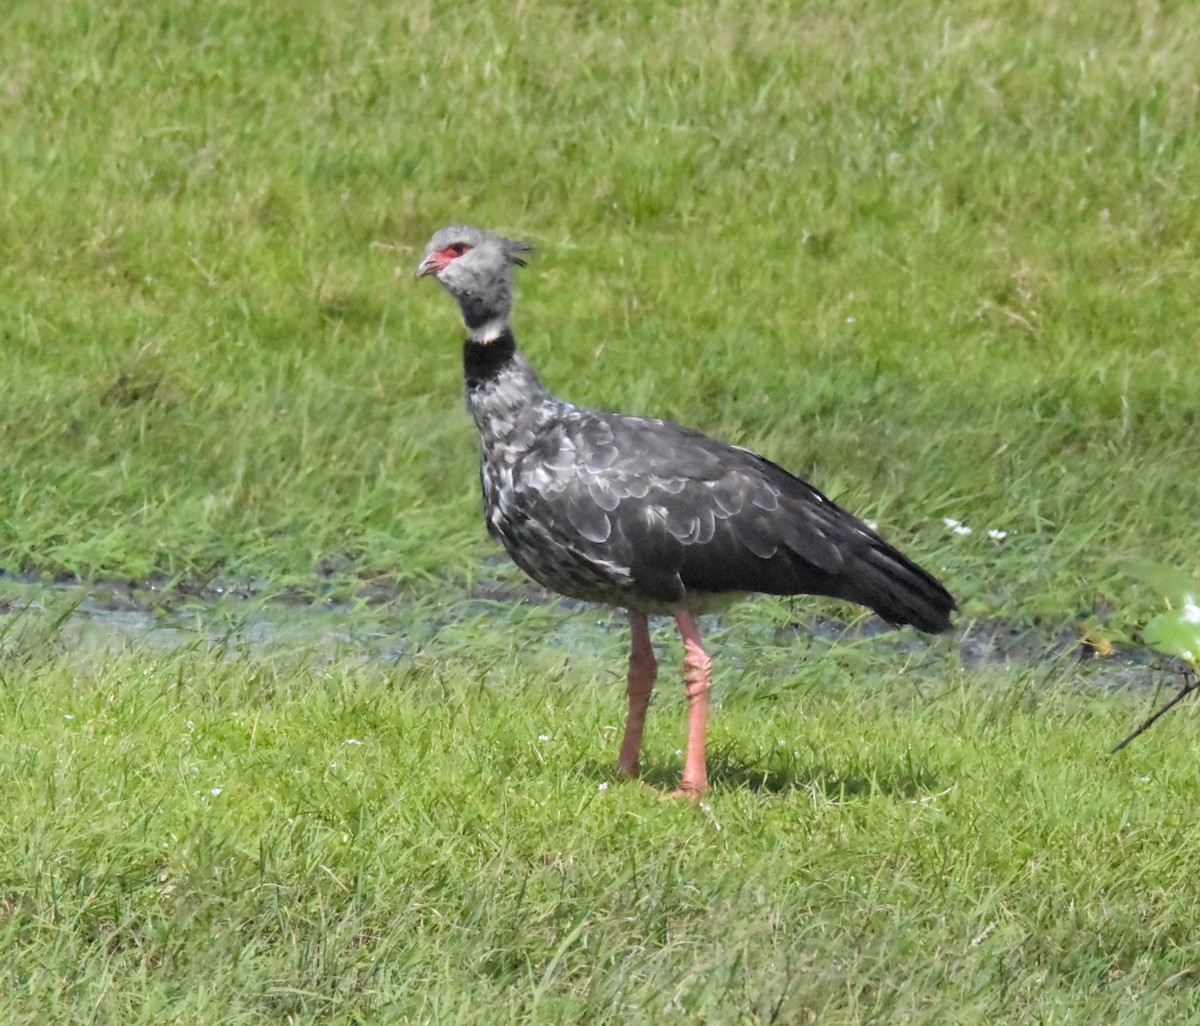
[538,734,550,741]
[210,788,222,797]
[846,316,856,324]
[598,782,608,791]
[343,738,363,746]
[943,517,973,535]
[987,529,1008,541]
[1180,601,1200,625]
[63,714,75,720]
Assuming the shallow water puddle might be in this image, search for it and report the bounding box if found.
[0,571,625,666]
[0,570,1172,690]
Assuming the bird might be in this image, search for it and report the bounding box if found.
[416,224,955,796]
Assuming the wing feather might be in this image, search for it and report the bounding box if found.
[503,406,951,628]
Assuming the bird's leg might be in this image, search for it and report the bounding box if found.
[617,611,657,779]
[673,609,712,797]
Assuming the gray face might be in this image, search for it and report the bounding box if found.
[416,225,532,336]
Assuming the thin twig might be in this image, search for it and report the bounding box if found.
[768,953,795,1026]
[1111,669,1198,754]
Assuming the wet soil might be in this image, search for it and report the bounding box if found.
[0,565,1181,694]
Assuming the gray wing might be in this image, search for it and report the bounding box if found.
[512,409,955,632]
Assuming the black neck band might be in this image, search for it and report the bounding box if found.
[463,329,518,391]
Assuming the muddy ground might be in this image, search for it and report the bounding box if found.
[0,566,1182,697]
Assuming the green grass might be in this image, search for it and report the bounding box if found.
[2,619,1199,1024]
[3,0,1200,1021]
[1,0,1197,625]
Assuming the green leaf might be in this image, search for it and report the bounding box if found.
[1143,608,1200,664]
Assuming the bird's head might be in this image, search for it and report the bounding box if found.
[416,224,532,341]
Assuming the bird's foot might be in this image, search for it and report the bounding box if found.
[615,761,640,781]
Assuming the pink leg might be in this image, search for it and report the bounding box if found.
[617,611,657,779]
[673,609,712,797]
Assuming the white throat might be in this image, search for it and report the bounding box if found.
[469,316,509,343]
